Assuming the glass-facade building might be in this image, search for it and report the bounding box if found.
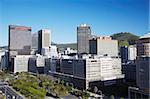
[77,24,91,54]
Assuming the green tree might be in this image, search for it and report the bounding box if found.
[119,41,129,47]
[53,84,69,97]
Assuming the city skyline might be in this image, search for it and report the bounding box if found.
[0,0,149,46]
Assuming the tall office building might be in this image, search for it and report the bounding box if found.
[77,24,91,54]
[89,36,118,57]
[8,25,32,60]
[136,33,150,94]
[38,29,51,56]
[129,33,150,99]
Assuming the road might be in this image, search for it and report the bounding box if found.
[0,82,24,99]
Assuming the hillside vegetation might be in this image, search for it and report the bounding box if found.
[54,32,139,49]
[111,32,139,47]
[56,43,77,50]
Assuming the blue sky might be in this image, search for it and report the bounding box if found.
[0,0,149,46]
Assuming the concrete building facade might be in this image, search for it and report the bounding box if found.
[28,55,50,74]
[136,33,150,94]
[128,33,150,99]
[32,33,38,50]
[28,56,57,74]
[128,45,137,61]
[120,46,128,63]
[0,50,5,67]
[120,45,137,63]
[89,36,118,57]
[60,55,124,89]
[0,51,9,70]
[11,55,32,73]
[122,63,136,83]
[50,45,58,58]
[8,25,32,58]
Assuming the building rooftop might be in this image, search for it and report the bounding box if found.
[38,29,51,33]
[9,25,31,31]
[96,36,112,40]
[80,24,87,27]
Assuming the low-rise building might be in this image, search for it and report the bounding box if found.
[128,45,137,61]
[50,45,58,58]
[120,45,137,63]
[0,50,5,67]
[11,55,32,73]
[59,55,124,89]
[28,55,57,74]
[128,87,149,99]
[1,51,9,70]
[64,47,77,55]
[28,55,50,74]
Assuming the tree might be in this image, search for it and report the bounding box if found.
[0,71,5,81]
[119,41,129,47]
[10,72,46,99]
[82,90,90,99]
[53,84,69,97]
[60,80,65,85]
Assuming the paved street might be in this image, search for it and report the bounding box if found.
[0,82,24,99]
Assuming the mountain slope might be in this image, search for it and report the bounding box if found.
[111,32,139,47]
[56,43,77,50]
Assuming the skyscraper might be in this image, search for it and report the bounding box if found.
[136,33,150,96]
[128,33,150,98]
[38,29,51,56]
[77,24,91,54]
[8,25,32,59]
